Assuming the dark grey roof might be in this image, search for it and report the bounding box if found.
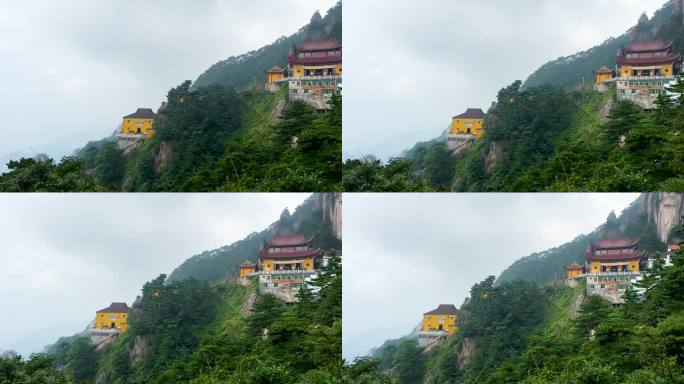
[97,302,130,313]
[454,108,485,120]
[124,108,156,119]
[424,304,458,316]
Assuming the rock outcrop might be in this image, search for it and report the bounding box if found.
[641,193,684,243]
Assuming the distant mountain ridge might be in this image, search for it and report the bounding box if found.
[496,193,684,285]
[168,193,342,283]
[193,2,341,90]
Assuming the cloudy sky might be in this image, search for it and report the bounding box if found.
[343,0,668,160]
[0,0,336,161]
[0,193,308,357]
[342,193,640,361]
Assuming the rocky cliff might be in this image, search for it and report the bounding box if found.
[641,192,684,243]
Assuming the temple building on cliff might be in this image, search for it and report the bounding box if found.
[236,234,325,303]
[595,39,682,109]
[285,39,342,110]
[416,304,458,347]
[89,302,130,344]
[565,237,647,305]
[446,108,485,151]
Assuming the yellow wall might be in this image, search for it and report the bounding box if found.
[267,72,285,84]
[421,314,457,335]
[566,268,583,279]
[95,312,129,332]
[239,266,256,277]
[121,118,154,137]
[595,72,612,84]
[451,117,484,138]
[618,64,674,78]
[292,64,342,78]
[588,261,640,273]
[261,257,316,272]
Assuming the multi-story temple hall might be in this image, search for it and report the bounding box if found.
[594,39,682,109]
[264,13,342,110]
[565,237,647,305]
[236,234,326,303]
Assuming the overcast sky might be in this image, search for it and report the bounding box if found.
[0,0,337,160]
[343,0,668,160]
[0,193,308,357]
[342,193,640,361]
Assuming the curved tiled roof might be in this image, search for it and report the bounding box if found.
[298,40,341,51]
[623,40,672,53]
[97,302,130,313]
[453,108,485,120]
[267,235,312,247]
[123,108,156,119]
[424,304,458,316]
[615,55,680,65]
[566,263,583,269]
[592,238,638,250]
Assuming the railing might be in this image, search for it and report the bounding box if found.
[276,75,342,83]
[246,269,317,277]
[446,134,477,141]
[613,75,676,81]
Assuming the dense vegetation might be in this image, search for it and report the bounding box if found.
[8,252,341,384]
[348,241,684,383]
[345,78,684,192]
[0,85,342,192]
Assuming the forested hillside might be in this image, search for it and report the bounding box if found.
[344,1,684,192]
[347,221,684,383]
[0,4,342,192]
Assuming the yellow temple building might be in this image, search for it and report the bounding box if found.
[594,66,614,85]
[95,302,130,332]
[585,238,645,274]
[421,304,458,335]
[565,263,584,279]
[121,108,156,137]
[288,40,342,79]
[239,261,257,277]
[451,108,485,138]
[266,66,286,84]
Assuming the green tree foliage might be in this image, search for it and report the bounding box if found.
[0,353,70,384]
[65,337,97,383]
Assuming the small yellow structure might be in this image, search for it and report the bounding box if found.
[239,261,257,277]
[421,304,458,335]
[565,263,583,279]
[121,108,156,137]
[451,108,485,138]
[95,302,130,332]
[266,66,286,84]
[594,66,613,85]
